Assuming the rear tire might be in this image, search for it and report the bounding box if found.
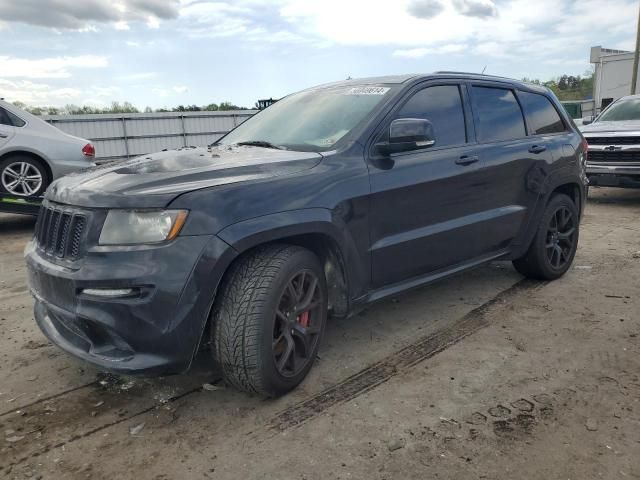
[0,155,49,196]
[211,244,327,397]
[513,193,580,280]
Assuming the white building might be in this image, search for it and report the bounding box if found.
[591,45,640,112]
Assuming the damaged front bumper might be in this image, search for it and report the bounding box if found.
[25,234,234,375]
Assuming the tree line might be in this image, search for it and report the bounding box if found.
[522,71,594,101]
[10,100,250,116]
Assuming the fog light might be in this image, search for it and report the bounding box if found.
[81,288,134,297]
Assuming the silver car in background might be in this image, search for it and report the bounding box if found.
[0,100,95,197]
[580,94,640,189]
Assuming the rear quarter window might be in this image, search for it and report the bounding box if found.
[471,86,526,143]
[0,108,12,126]
[518,91,565,135]
[0,107,26,127]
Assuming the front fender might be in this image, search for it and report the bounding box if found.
[217,208,368,303]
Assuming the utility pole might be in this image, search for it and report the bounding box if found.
[632,0,640,94]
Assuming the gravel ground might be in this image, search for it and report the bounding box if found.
[0,187,639,479]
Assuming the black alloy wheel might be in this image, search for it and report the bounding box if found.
[212,244,327,397]
[272,270,323,377]
[513,193,580,280]
[545,206,577,270]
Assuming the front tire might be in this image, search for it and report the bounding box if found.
[0,155,48,196]
[211,244,327,397]
[513,193,580,280]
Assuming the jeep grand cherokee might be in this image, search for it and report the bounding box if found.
[25,73,588,397]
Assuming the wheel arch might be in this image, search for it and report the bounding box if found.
[510,170,586,260]
[549,181,583,217]
[0,150,53,184]
[216,209,354,318]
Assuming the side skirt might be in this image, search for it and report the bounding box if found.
[350,249,511,313]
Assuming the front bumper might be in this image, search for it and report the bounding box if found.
[25,234,235,375]
[586,163,640,188]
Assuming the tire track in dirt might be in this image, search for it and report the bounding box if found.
[3,387,203,470]
[0,382,98,418]
[268,279,545,431]
[1,376,219,470]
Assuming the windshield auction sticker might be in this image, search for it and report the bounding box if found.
[345,86,390,95]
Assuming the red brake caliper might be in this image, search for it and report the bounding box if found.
[297,311,310,327]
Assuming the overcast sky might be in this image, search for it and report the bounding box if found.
[0,0,636,109]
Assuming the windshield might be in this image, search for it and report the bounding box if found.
[218,85,397,152]
[598,97,640,122]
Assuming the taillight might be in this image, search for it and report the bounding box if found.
[82,143,95,157]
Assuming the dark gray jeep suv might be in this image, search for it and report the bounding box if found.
[25,73,588,397]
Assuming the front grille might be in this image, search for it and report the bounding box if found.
[588,151,640,163]
[586,136,640,145]
[34,205,87,260]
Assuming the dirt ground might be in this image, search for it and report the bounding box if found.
[1,187,639,480]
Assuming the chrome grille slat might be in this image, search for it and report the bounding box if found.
[588,151,640,163]
[35,205,87,260]
[586,136,640,145]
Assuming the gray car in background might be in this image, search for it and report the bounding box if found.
[0,100,95,197]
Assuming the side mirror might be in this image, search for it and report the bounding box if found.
[377,118,436,155]
[581,116,594,126]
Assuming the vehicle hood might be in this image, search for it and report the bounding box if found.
[46,146,323,208]
[580,120,640,134]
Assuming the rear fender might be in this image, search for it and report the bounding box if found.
[509,166,586,259]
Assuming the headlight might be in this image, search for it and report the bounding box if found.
[99,209,188,245]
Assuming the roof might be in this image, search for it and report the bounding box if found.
[311,72,547,91]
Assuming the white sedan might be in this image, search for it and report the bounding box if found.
[0,99,95,197]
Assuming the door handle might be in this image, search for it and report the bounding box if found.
[0,133,8,138]
[456,155,479,166]
[528,145,547,154]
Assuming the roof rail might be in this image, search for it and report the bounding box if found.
[434,71,479,75]
[433,71,511,79]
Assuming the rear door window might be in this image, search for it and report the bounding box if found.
[518,91,565,135]
[471,86,526,142]
[395,85,467,147]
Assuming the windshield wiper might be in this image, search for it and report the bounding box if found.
[235,140,285,150]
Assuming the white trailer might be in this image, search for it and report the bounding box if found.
[591,45,640,113]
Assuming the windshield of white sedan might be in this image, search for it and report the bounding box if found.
[598,97,640,122]
[218,85,396,151]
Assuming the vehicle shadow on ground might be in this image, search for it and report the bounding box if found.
[588,187,640,205]
[0,213,37,234]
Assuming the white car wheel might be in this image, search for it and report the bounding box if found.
[0,158,46,197]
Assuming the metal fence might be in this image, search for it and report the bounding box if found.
[560,100,595,120]
[42,110,257,162]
